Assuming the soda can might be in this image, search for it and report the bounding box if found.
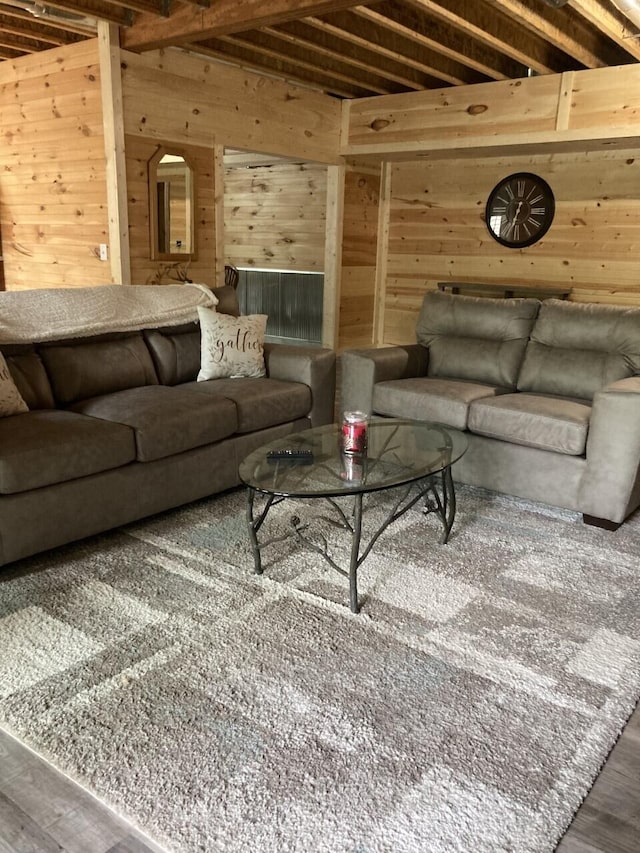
[341,452,364,484]
[342,411,368,455]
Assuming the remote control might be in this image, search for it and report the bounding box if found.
[266,449,314,463]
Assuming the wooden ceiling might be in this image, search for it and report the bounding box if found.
[2,0,640,98]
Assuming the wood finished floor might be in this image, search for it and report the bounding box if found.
[0,703,639,852]
[0,728,167,853]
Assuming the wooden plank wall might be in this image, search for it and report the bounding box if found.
[121,46,342,299]
[0,41,111,290]
[343,64,640,346]
[345,65,640,160]
[223,162,327,272]
[338,164,381,349]
[347,74,561,156]
[121,48,342,165]
[126,136,216,286]
[381,149,640,344]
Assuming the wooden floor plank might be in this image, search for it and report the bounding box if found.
[0,730,166,853]
[556,702,640,852]
[0,790,64,853]
[0,736,38,786]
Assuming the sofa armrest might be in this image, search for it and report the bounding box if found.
[578,376,640,524]
[340,344,429,416]
[263,343,336,427]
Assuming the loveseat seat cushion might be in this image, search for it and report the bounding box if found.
[39,332,158,405]
[373,377,509,430]
[71,385,237,462]
[415,291,540,389]
[182,377,311,434]
[517,299,640,401]
[0,410,136,494]
[468,393,591,456]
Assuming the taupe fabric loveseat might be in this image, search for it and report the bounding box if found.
[341,290,640,529]
[0,286,335,566]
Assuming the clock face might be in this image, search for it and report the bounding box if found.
[485,172,555,248]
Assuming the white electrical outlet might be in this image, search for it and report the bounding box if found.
[99,244,108,261]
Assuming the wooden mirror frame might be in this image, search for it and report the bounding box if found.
[148,147,197,261]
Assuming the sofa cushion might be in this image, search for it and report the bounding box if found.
[468,393,591,456]
[40,332,158,405]
[415,290,540,390]
[144,286,241,387]
[518,299,640,401]
[182,377,310,434]
[210,284,241,318]
[373,377,509,430]
[144,323,201,386]
[0,410,136,494]
[1,345,55,410]
[71,385,238,462]
[0,352,28,417]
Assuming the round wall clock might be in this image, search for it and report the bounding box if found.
[485,172,555,248]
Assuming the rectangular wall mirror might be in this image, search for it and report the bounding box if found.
[149,148,196,261]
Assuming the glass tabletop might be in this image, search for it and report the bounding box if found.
[239,418,468,498]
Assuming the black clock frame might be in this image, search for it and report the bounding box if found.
[485,172,555,249]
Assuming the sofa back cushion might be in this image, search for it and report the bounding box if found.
[517,299,640,400]
[144,323,201,386]
[0,345,56,410]
[144,285,241,386]
[416,290,540,389]
[39,332,158,405]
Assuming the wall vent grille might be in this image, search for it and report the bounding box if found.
[238,269,323,346]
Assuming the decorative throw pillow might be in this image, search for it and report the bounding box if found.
[0,352,29,416]
[197,307,267,380]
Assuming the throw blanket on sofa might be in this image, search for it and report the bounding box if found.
[0,283,218,344]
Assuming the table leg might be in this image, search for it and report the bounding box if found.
[247,488,280,575]
[441,465,456,544]
[246,488,262,574]
[349,493,364,614]
[422,465,457,544]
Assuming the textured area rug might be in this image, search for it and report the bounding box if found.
[1,485,640,853]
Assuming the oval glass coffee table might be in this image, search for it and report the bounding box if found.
[239,418,468,613]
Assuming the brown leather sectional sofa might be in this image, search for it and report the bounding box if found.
[0,291,335,566]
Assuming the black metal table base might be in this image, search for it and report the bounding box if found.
[246,466,457,614]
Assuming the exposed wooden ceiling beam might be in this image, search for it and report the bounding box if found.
[0,44,22,58]
[104,0,161,13]
[0,18,82,50]
[40,0,132,27]
[492,0,631,68]
[302,12,467,86]
[261,25,407,93]
[224,29,396,94]
[351,6,495,85]
[354,1,525,80]
[0,5,94,36]
[403,0,572,74]
[122,0,371,51]
[272,17,447,90]
[0,12,80,46]
[329,7,489,84]
[196,38,366,98]
[569,0,640,61]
